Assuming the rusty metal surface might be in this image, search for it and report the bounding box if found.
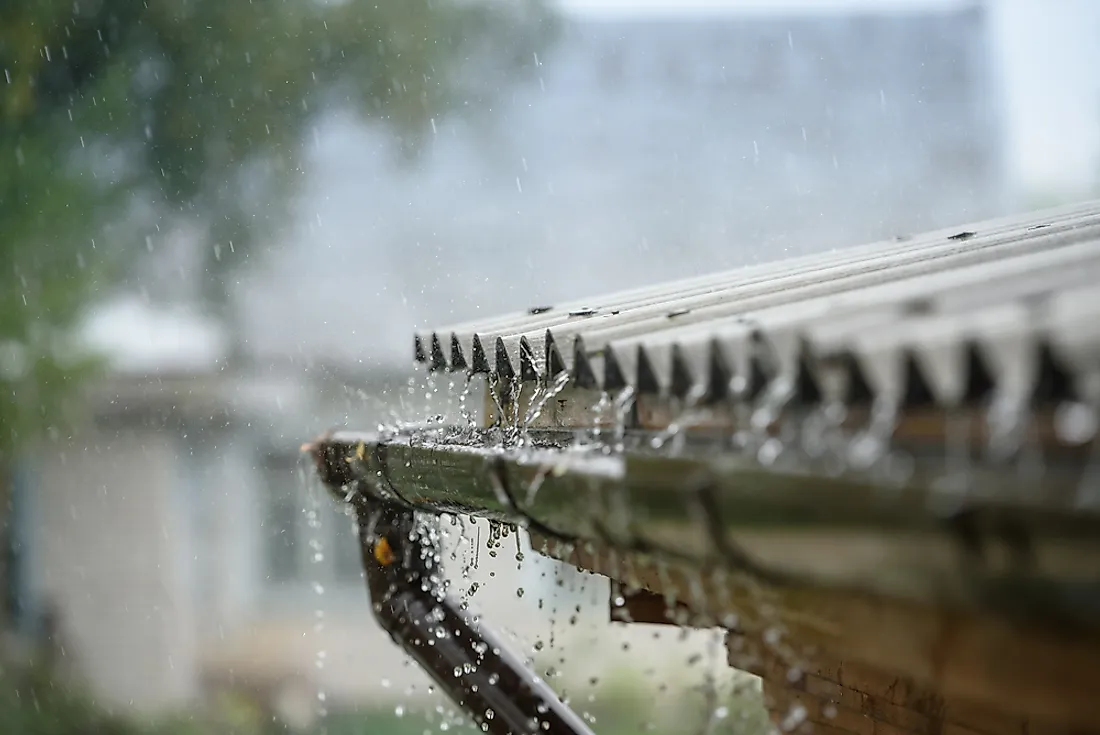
[416,201,1100,411]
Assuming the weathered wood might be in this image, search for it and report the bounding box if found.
[745,649,1069,735]
[528,531,1100,733]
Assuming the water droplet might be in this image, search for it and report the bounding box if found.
[780,704,808,732]
[757,437,783,465]
[1055,401,1097,445]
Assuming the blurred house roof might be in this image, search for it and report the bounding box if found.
[74,296,367,435]
[78,295,229,375]
[235,3,1006,373]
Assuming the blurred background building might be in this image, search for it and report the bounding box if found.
[4,0,1099,729]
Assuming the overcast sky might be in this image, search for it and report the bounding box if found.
[557,0,1100,197]
[558,0,968,15]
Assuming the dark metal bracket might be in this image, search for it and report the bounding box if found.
[339,480,594,734]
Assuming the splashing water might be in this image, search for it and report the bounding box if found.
[300,462,329,729]
[744,376,796,460]
[589,390,612,445]
[487,378,508,430]
[501,374,524,443]
[985,393,1028,465]
[650,385,711,452]
[847,395,899,472]
[519,369,576,444]
[524,371,572,430]
[457,372,479,428]
[694,631,724,735]
[610,386,636,453]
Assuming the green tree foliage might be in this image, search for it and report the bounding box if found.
[0,0,556,464]
[0,0,556,645]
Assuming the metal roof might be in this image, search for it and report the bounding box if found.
[416,200,1100,411]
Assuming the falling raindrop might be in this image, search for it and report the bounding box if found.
[1055,401,1097,445]
[780,703,808,732]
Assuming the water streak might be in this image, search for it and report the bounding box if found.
[300,462,329,728]
[650,384,710,452]
[747,376,795,457]
[590,391,613,445]
[509,375,523,429]
[457,372,477,428]
[610,386,635,453]
[524,371,572,430]
[487,378,507,430]
[847,395,899,474]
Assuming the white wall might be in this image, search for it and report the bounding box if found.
[178,427,261,645]
[23,412,744,716]
[29,429,200,712]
